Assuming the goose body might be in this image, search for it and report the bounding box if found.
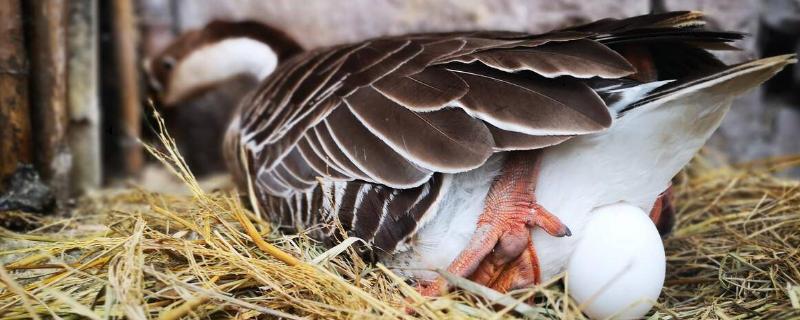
[147,11,795,294]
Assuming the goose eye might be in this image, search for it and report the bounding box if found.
[162,57,176,71]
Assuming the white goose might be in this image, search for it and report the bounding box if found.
[148,11,795,318]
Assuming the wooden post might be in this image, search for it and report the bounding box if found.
[67,0,101,194]
[27,0,71,208]
[112,0,144,176]
[0,0,33,188]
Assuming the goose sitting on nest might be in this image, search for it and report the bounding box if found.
[147,11,795,318]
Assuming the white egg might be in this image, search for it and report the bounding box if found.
[567,202,665,319]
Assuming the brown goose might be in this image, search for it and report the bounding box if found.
[148,11,794,309]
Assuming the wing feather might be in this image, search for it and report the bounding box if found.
[345,86,494,173]
[488,124,573,151]
[281,147,319,184]
[373,67,468,112]
[324,106,433,188]
[273,163,315,191]
[451,39,635,78]
[295,137,351,180]
[340,41,423,92]
[307,125,370,180]
[451,64,612,135]
[256,169,291,197]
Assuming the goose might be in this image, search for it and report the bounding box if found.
[147,11,794,309]
[144,21,304,176]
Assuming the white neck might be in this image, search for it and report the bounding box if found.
[165,37,278,104]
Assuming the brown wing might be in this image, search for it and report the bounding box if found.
[228,11,741,256]
[235,36,622,192]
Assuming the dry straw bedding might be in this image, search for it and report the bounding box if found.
[0,127,799,319]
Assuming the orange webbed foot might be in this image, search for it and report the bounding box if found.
[417,151,570,297]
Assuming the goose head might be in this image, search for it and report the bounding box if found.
[146,20,303,106]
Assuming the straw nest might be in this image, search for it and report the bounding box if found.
[1,118,799,319]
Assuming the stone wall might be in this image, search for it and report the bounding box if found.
[140,0,800,164]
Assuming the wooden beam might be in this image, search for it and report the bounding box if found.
[112,0,144,176]
[67,0,101,194]
[0,0,32,188]
[27,0,71,208]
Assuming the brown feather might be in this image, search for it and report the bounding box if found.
[273,163,315,191]
[256,170,291,196]
[352,185,390,240]
[324,106,433,188]
[309,125,371,181]
[332,39,412,79]
[390,38,468,76]
[566,11,705,33]
[488,124,573,151]
[312,124,373,181]
[295,138,350,180]
[455,39,636,78]
[281,147,319,184]
[336,182,362,231]
[451,64,612,135]
[345,87,494,172]
[250,96,341,172]
[371,174,445,254]
[243,54,313,129]
[373,67,468,112]
[340,41,423,91]
[438,31,587,62]
[247,51,332,143]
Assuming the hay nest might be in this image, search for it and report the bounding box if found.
[1,123,799,319]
